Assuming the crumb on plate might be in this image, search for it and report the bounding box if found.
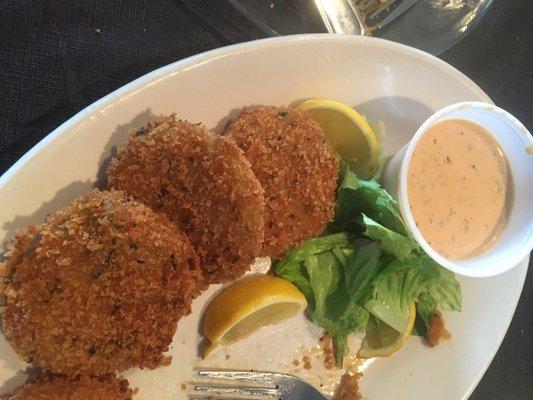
[303,355,312,370]
[427,311,451,347]
[319,331,336,370]
[332,372,362,400]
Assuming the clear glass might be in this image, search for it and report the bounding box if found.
[227,0,493,55]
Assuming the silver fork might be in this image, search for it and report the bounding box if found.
[189,369,326,400]
[315,0,418,36]
[355,0,419,31]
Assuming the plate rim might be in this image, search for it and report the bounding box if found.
[461,263,527,399]
[0,33,526,399]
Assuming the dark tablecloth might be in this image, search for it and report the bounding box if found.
[0,0,531,398]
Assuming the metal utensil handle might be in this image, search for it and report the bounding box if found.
[314,0,367,35]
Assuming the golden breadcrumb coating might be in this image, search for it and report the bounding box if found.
[427,311,451,347]
[1,373,133,400]
[319,331,335,370]
[333,372,362,400]
[107,116,265,283]
[0,189,202,375]
[223,106,339,259]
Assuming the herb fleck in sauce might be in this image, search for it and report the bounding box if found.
[408,119,511,260]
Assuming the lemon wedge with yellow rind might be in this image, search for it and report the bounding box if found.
[358,302,416,358]
[201,275,307,357]
[296,99,380,179]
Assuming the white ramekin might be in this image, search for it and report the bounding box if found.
[382,102,533,277]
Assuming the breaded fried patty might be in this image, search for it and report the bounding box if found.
[1,374,133,400]
[107,116,265,283]
[0,189,202,375]
[223,106,339,259]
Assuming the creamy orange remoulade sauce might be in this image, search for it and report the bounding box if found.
[408,119,511,260]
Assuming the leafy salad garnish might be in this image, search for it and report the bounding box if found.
[274,163,461,365]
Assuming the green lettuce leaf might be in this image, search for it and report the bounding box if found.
[274,233,352,303]
[360,214,419,261]
[415,257,462,328]
[366,254,462,333]
[343,241,383,303]
[333,333,348,367]
[273,237,381,365]
[330,164,409,236]
[424,262,462,312]
[364,259,423,332]
[416,292,438,332]
[305,252,349,329]
[276,232,352,265]
[274,163,462,362]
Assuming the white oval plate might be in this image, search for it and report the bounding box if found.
[0,34,527,399]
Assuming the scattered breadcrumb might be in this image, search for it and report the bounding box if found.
[292,359,300,366]
[1,373,132,400]
[427,311,451,347]
[180,383,187,390]
[332,372,362,400]
[107,115,265,283]
[319,332,335,370]
[0,189,203,375]
[303,355,312,370]
[223,106,339,259]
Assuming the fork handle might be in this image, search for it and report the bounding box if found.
[277,375,327,400]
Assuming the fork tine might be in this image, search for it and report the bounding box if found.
[368,0,417,28]
[192,369,326,400]
[368,0,398,19]
[192,384,278,397]
[195,369,276,385]
[356,0,384,13]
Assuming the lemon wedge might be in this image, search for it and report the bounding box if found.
[296,99,380,179]
[358,302,416,358]
[201,275,307,357]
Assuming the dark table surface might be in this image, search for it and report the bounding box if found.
[0,0,531,398]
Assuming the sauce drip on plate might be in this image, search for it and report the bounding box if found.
[408,119,512,260]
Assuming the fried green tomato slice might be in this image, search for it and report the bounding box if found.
[223,106,339,259]
[107,115,265,283]
[0,189,202,375]
[1,374,133,400]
